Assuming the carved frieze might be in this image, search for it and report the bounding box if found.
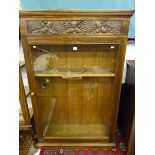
[27,20,122,35]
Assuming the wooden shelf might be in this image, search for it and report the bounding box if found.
[35,73,115,78]
[36,142,116,148]
[44,124,110,140]
[34,66,116,78]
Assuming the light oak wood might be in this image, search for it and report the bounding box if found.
[45,124,109,138]
[20,10,134,148]
[19,10,134,17]
[35,142,116,149]
[35,73,116,77]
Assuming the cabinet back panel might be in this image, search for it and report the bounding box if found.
[31,44,118,74]
[36,77,115,138]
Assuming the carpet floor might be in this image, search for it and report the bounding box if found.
[19,133,33,155]
[19,132,38,155]
[39,129,126,155]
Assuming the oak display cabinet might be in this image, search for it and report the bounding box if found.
[19,10,134,148]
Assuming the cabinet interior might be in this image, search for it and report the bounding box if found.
[30,44,118,142]
[31,44,118,77]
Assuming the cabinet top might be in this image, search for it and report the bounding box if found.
[19,10,134,18]
[19,10,134,37]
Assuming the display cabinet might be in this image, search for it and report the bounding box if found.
[19,10,134,148]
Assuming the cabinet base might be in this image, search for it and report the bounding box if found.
[35,142,116,149]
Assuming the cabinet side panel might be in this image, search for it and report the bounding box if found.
[110,38,128,141]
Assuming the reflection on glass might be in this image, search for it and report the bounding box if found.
[32,44,118,140]
[31,44,118,77]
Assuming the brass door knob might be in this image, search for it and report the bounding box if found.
[40,79,50,89]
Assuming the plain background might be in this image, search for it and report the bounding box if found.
[0,0,155,154]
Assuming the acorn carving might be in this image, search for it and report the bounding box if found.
[40,27,48,33]
[95,21,102,28]
[75,28,81,33]
[101,27,107,33]
[66,28,74,33]
[47,22,53,28]
[71,21,77,28]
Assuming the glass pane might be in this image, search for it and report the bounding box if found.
[36,77,115,139]
[31,44,118,77]
[30,44,118,140]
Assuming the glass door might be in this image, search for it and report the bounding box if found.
[30,44,119,141]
